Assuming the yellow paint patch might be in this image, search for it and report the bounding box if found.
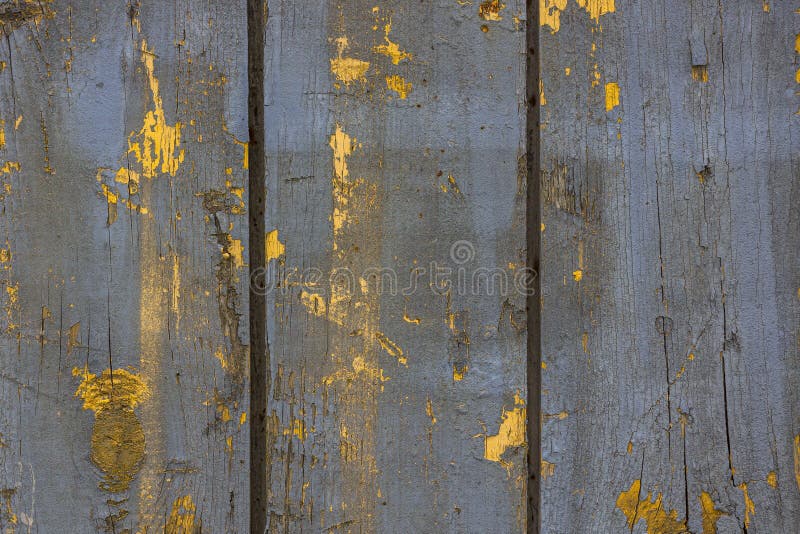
[699,491,725,534]
[540,0,568,33]
[616,480,686,533]
[386,75,412,99]
[300,291,327,317]
[541,460,556,480]
[373,20,412,64]
[484,395,526,469]
[0,119,4,149]
[266,229,285,261]
[0,161,20,175]
[330,37,370,86]
[572,269,583,282]
[73,366,149,493]
[166,495,197,534]
[539,79,547,105]
[478,0,505,21]
[453,364,468,381]
[576,0,615,22]
[766,470,777,488]
[605,82,620,111]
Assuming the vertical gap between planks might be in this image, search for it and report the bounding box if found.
[525,0,542,533]
[248,0,269,533]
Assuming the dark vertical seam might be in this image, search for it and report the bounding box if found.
[248,0,269,533]
[525,1,541,533]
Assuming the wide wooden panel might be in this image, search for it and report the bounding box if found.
[540,0,799,532]
[0,1,249,531]
[264,0,528,531]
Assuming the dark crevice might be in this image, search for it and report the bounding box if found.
[248,0,269,533]
[525,1,541,533]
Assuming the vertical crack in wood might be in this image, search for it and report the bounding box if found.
[248,0,269,533]
[525,1,541,533]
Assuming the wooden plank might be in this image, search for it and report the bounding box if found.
[263,0,528,530]
[540,0,800,532]
[0,1,249,531]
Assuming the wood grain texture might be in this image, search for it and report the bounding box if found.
[263,0,527,531]
[0,1,249,531]
[539,1,800,532]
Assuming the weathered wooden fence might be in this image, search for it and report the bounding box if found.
[0,0,796,532]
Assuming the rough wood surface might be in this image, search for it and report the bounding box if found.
[540,1,800,532]
[263,0,527,531]
[0,2,250,531]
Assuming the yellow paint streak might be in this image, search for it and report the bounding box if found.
[67,322,80,355]
[692,65,709,82]
[127,40,185,178]
[165,495,196,533]
[373,20,412,64]
[0,120,4,149]
[539,79,547,105]
[616,480,686,533]
[794,434,800,491]
[699,491,725,534]
[484,395,526,469]
[605,82,620,111]
[386,75,412,99]
[478,0,505,21]
[73,366,149,493]
[738,483,755,528]
[330,37,370,86]
[426,398,437,425]
[375,331,407,366]
[266,229,285,261]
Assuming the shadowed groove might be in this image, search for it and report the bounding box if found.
[525,0,541,533]
[248,0,269,532]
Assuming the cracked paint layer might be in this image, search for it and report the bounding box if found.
[616,480,686,533]
[478,0,505,21]
[699,491,725,534]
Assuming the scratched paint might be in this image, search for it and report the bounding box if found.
[616,480,686,533]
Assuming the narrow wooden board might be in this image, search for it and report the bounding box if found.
[0,2,250,531]
[540,1,800,532]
